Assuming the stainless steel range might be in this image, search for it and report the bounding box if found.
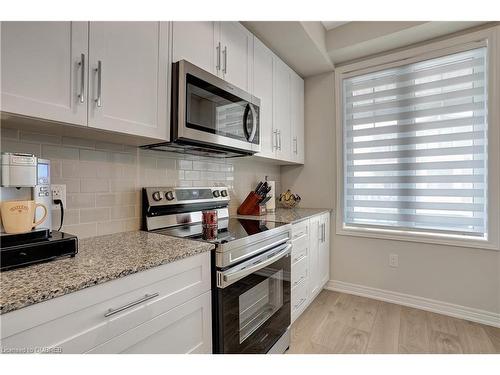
[142,187,291,354]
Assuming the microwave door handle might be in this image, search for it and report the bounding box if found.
[218,243,291,288]
[247,104,257,142]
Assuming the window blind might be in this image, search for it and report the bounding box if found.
[343,47,488,237]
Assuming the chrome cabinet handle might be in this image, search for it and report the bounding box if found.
[293,137,298,154]
[278,130,282,150]
[294,297,306,310]
[104,293,159,317]
[216,42,221,71]
[222,46,227,74]
[78,53,85,103]
[293,275,306,287]
[293,254,306,263]
[95,60,102,107]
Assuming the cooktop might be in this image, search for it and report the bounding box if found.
[152,218,288,244]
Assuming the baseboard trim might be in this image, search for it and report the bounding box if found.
[325,280,500,328]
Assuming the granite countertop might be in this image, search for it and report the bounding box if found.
[237,207,332,224]
[0,231,215,315]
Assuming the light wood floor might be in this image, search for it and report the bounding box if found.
[288,290,500,354]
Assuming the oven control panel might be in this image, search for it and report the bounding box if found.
[144,186,230,206]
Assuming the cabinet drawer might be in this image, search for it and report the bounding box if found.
[291,256,308,289]
[291,278,308,323]
[87,291,212,354]
[1,252,211,353]
[291,233,308,264]
[292,219,309,240]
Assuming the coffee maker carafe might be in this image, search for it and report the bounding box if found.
[0,152,52,232]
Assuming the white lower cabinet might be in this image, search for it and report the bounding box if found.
[290,213,331,323]
[0,252,212,354]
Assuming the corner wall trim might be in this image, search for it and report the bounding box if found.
[325,280,500,328]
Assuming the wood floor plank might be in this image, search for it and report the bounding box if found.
[427,311,460,336]
[345,295,380,333]
[366,302,401,353]
[454,320,496,353]
[483,325,500,353]
[429,331,464,354]
[398,306,430,353]
[289,290,496,354]
[333,326,370,354]
[310,311,348,350]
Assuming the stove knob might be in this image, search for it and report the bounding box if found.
[220,190,228,197]
[213,190,221,198]
[152,191,163,201]
[165,191,175,201]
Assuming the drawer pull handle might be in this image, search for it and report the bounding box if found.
[293,254,306,263]
[293,276,305,287]
[294,298,306,309]
[104,293,159,317]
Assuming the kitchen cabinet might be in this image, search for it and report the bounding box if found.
[290,212,331,323]
[171,21,253,92]
[88,22,169,140]
[0,252,212,354]
[172,21,217,75]
[308,216,321,299]
[273,57,292,162]
[218,22,254,92]
[0,22,88,126]
[253,38,275,158]
[1,21,169,141]
[318,213,330,287]
[290,71,305,164]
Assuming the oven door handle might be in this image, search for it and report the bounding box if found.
[217,243,291,288]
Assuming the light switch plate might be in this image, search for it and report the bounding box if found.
[389,254,399,268]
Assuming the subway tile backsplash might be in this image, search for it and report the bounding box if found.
[1,128,281,238]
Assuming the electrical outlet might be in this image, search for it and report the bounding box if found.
[51,184,67,210]
[389,254,399,268]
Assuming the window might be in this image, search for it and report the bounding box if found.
[342,47,488,239]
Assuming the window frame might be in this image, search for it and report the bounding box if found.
[335,26,500,251]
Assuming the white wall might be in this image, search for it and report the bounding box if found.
[281,71,500,316]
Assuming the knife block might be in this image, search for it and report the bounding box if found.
[237,192,267,216]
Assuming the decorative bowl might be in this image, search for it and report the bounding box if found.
[278,189,301,209]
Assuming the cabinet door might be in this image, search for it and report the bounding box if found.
[273,57,292,162]
[87,291,212,354]
[253,38,275,158]
[319,213,330,287]
[172,21,216,75]
[308,216,320,299]
[0,21,88,125]
[291,71,305,164]
[219,22,253,91]
[88,22,168,140]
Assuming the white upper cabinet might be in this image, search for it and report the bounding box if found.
[253,38,274,158]
[172,22,216,75]
[88,22,169,140]
[218,22,253,92]
[0,22,88,125]
[273,57,292,162]
[291,71,305,164]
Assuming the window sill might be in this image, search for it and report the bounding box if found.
[337,224,499,251]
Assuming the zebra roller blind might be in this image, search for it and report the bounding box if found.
[343,47,488,237]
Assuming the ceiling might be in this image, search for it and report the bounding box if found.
[321,21,349,30]
[243,21,492,78]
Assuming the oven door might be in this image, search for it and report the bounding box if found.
[173,60,260,154]
[214,243,291,354]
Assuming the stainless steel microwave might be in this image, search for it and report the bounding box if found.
[143,60,260,158]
